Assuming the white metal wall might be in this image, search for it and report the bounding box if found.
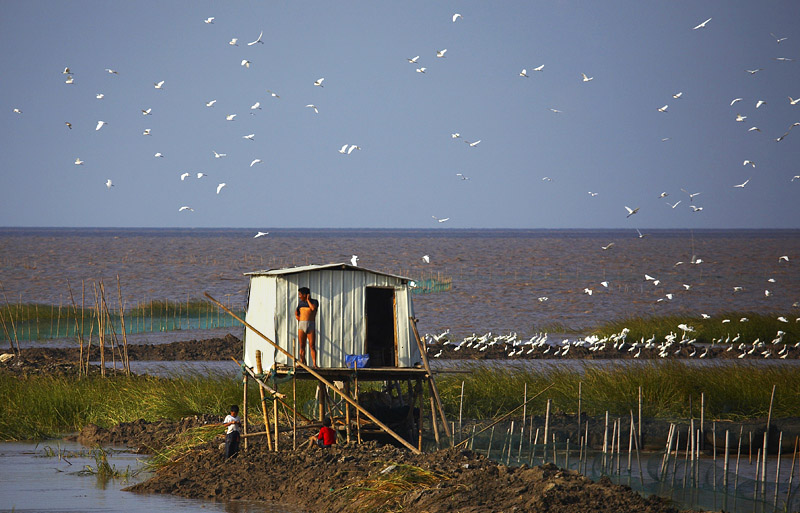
[243,268,421,369]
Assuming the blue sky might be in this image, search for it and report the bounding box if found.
[2,1,799,229]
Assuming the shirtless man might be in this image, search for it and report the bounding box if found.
[295,287,319,367]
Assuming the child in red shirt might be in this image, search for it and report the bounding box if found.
[317,416,336,448]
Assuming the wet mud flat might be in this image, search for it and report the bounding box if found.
[125,436,702,513]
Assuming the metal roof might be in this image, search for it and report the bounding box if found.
[244,262,411,282]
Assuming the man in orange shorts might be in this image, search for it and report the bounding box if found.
[295,287,319,367]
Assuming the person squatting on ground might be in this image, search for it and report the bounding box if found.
[317,416,337,448]
[223,405,241,458]
[295,286,319,367]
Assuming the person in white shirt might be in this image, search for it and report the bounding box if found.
[223,405,241,458]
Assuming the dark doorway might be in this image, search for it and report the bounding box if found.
[365,287,396,367]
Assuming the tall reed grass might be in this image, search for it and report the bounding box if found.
[436,361,800,421]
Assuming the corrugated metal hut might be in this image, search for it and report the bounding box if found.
[242,263,422,371]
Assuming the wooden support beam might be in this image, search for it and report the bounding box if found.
[255,351,273,451]
[410,317,452,443]
[206,292,421,455]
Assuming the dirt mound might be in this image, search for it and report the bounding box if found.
[0,334,241,376]
[128,439,702,513]
[68,415,222,453]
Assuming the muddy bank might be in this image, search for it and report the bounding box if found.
[127,437,703,513]
[0,334,241,376]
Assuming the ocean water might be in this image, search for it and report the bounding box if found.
[1,228,798,338]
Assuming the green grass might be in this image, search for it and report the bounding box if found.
[591,312,799,344]
[435,361,800,421]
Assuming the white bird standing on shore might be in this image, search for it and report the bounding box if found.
[351,255,358,266]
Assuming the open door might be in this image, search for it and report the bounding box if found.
[365,287,397,367]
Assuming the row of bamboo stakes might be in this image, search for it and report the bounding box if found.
[450,382,799,511]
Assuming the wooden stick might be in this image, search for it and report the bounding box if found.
[206,293,421,454]
[459,380,465,441]
[273,381,279,451]
[774,431,783,505]
[544,398,552,453]
[577,381,582,438]
[603,410,609,468]
[243,372,248,451]
[454,383,554,449]
[410,317,452,443]
[734,426,742,495]
[764,384,776,484]
[723,430,730,488]
[255,351,273,450]
[631,410,644,487]
[786,436,798,508]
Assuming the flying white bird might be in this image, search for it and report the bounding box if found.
[745,68,763,75]
[141,108,152,115]
[735,114,747,122]
[690,205,704,212]
[338,144,348,154]
[549,108,562,113]
[229,38,238,46]
[756,100,766,108]
[267,90,280,98]
[197,173,207,179]
[105,179,114,189]
[743,160,755,167]
[659,192,669,198]
[154,152,163,158]
[250,159,262,167]
[422,255,430,263]
[432,216,450,223]
[241,59,251,68]
[588,191,598,196]
[314,78,324,87]
[74,158,84,165]
[681,188,701,201]
[624,206,639,218]
[105,68,118,74]
[347,145,360,154]
[247,31,264,46]
[226,114,236,121]
[254,232,268,238]
[584,288,593,296]
[13,108,22,114]
[789,97,800,105]
[452,13,462,22]
[519,69,529,78]
[667,200,682,209]
[407,55,420,64]
[204,17,214,24]
[733,179,750,188]
[180,173,190,181]
[581,73,593,82]
[451,133,461,139]
[693,17,712,30]
[250,102,261,111]
[673,92,683,99]
[305,104,319,114]
[65,76,74,84]
[657,105,668,113]
[601,243,615,250]
[142,128,151,136]
[212,151,226,158]
[351,255,359,266]
[216,183,226,194]
[436,49,447,58]
[600,281,609,288]
[456,173,470,180]
[636,228,647,238]
[243,134,255,140]
[771,33,788,43]
[179,206,193,212]
[95,120,107,131]
[416,67,426,73]
[730,98,743,106]
[779,255,789,262]
[542,177,553,182]
[206,100,217,107]
[748,127,761,132]
[154,80,165,89]
[95,93,104,99]
[533,64,544,71]
[465,140,481,147]
[62,67,71,74]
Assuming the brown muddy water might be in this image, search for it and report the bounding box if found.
[1,228,799,339]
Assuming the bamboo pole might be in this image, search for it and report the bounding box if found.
[273,381,279,451]
[774,431,783,506]
[243,373,248,451]
[700,392,705,451]
[638,386,642,448]
[355,374,361,444]
[577,381,582,436]
[115,276,129,375]
[255,351,273,451]
[487,426,495,459]
[786,436,798,508]
[92,283,104,377]
[764,384,776,485]
[455,383,554,450]
[430,396,439,448]
[734,426,742,495]
[81,281,85,375]
[459,380,465,442]
[416,378,423,451]
[723,430,730,488]
[603,410,609,468]
[544,399,552,455]
[206,292,422,454]
[0,284,20,353]
[0,310,14,353]
[409,317,452,443]
[631,411,644,487]
[66,280,86,375]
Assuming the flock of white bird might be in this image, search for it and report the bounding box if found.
[425,324,800,360]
